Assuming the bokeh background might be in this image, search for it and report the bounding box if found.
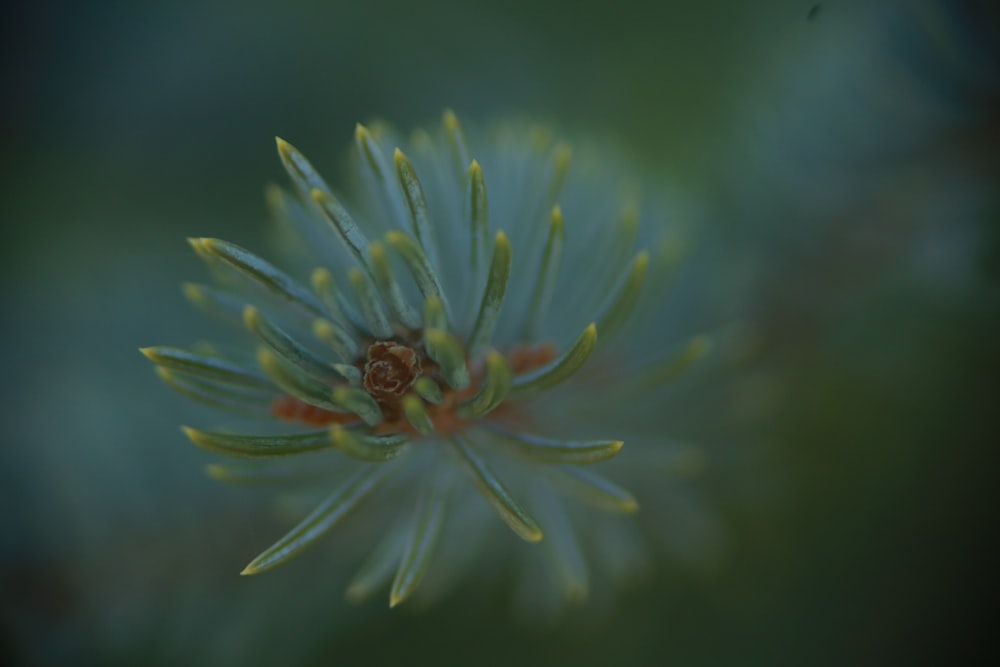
[2,0,998,664]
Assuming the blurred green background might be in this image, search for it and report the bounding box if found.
[2,0,997,664]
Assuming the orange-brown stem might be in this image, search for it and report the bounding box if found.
[271,341,558,434]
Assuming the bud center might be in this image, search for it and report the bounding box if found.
[363,341,421,400]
